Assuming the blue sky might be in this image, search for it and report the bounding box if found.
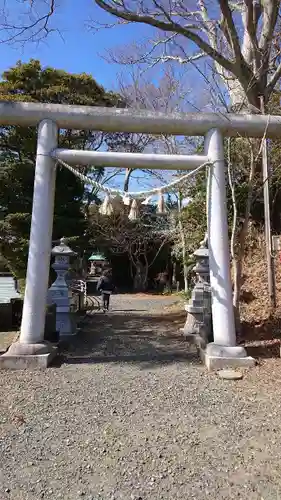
[0,0,202,194]
[0,0,150,91]
[0,0,168,192]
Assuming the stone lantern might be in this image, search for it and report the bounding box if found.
[48,237,77,337]
[182,236,212,346]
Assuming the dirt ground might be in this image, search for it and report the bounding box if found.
[1,294,281,500]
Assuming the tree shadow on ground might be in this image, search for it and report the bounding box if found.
[58,310,200,369]
[239,315,281,359]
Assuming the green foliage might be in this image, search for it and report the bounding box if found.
[226,93,281,235]
[86,205,172,289]
[0,59,121,107]
[172,91,281,278]
[171,170,207,264]
[0,59,121,278]
[177,290,191,300]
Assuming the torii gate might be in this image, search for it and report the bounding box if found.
[1,101,280,369]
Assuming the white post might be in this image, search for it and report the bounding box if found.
[205,129,236,347]
[19,120,57,345]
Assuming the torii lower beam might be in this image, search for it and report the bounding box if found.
[52,149,208,170]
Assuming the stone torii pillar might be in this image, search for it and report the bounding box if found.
[1,120,58,368]
[203,129,255,370]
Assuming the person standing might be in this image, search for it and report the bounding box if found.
[97,270,114,311]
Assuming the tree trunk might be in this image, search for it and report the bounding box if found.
[124,168,133,192]
[172,262,177,290]
[178,195,189,293]
[232,247,243,334]
[228,138,256,333]
[133,260,147,291]
[183,263,189,294]
[142,260,149,291]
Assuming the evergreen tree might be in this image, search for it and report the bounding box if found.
[0,59,121,278]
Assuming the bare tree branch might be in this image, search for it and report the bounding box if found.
[266,60,281,97]
[217,0,244,66]
[0,0,57,44]
[94,0,238,75]
[259,0,279,54]
[94,1,281,109]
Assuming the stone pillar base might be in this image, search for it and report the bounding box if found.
[201,342,256,371]
[0,341,57,370]
[57,313,77,337]
[180,328,207,349]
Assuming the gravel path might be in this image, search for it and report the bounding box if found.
[1,294,281,500]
